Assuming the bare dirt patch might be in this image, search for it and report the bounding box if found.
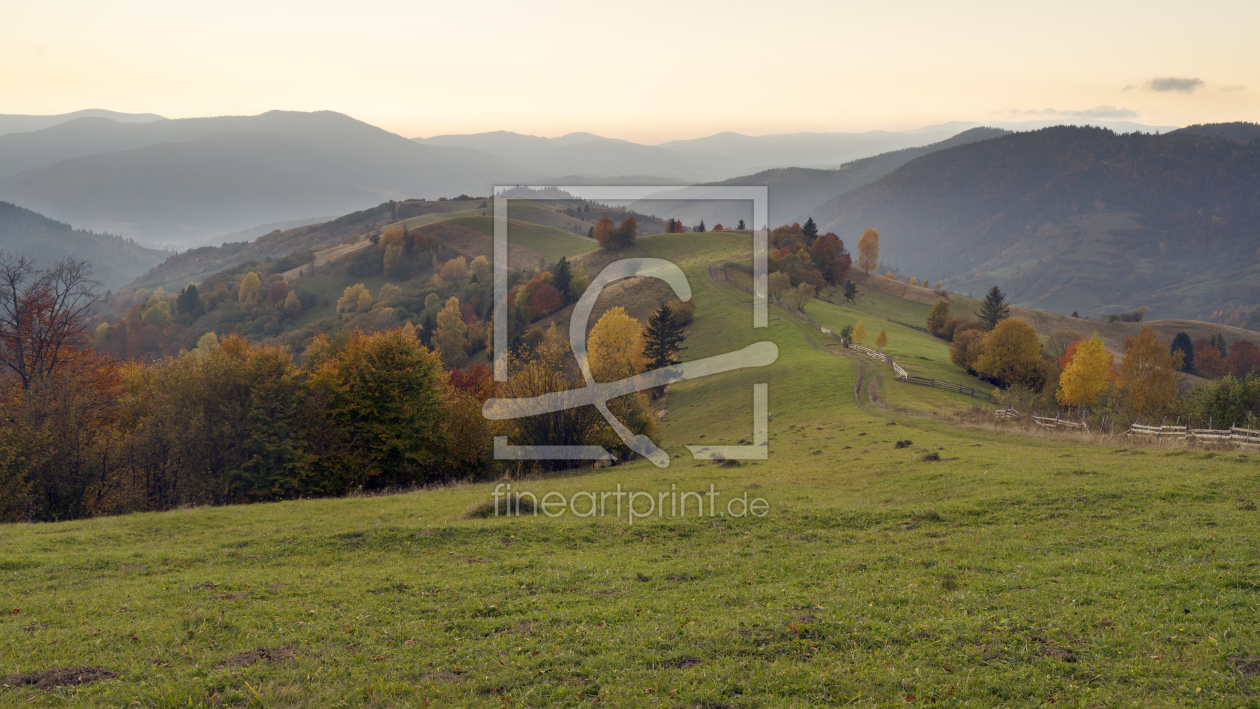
[226,647,295,667]
[2,666,118,690]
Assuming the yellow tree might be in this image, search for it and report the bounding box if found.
[927,298,950,335]
[973,318,1045,390]
[767,272,791,299]
[586,306,644,382]
[1056,334,1113,405]
[433,296,469,369]
[852,319,867,344]
[469,255,492,284]
[874,330,888,350]
[338,283,370,313]
[238,272,261,302]
[857,227,880,273]
[1119,327,1182,418]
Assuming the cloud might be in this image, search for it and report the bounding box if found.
[1145,77,1205,93]
[1009,105,1139,119]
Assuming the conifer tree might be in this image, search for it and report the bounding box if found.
[643,304,686,372]
[802,217,818,241]
[978,285,1010,331]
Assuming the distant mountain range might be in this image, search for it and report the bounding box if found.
[627,127,1011,228]
[0,109,165,138]
[811,123,1260,320]
[0,201,167,289]
[0,111,532,247]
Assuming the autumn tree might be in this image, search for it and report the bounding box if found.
[949,329,986,372]
[1228,341,1260,378]
[283,290,302,317]
[470,255,492,285]
[592,217,616,249]
[927,298,950,336]
[856,227,880,273]
[1194,339,1229,378]
[238,272,262,302]
[1118,326,1182,418]
[587,307,644,382]
[437,256,469,286]
[338,283,371,313]
[973,318,1046,389]
[874,330,888,350]
[809,233,852,285]
[1056,334,1114,406]
[978,285,1010,330]
[852,319,867,344]
[608,217,638,250]
[767,272,791,299]
[433,296,469,369]
[788,283,815,310]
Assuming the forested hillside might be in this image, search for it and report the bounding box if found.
[0,201,166,289]
[813,125,1260,320]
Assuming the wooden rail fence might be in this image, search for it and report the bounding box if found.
[1127,424,1260,447]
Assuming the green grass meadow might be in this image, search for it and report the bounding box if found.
[4,233,1260,707]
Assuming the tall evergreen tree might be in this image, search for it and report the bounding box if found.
[1170,332,1194,373]
[843,280,857,302]
[643,304,686,372]
[552,257,572,305]
[802,217,818,240]
[736,219,746,229]
[695,220,706,233]
[978,286,1010,331]
[176,284,204,320]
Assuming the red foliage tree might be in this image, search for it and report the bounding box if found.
[529,283,564,318]
[593,217,616,249]
[1193,339,1230,378]
[1227,340,1260,377]
[809,233,852,285]
[0,254,102,390]
[266,281,290,304]
[448,362,496,402]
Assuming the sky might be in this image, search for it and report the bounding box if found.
[3,0,1257,144]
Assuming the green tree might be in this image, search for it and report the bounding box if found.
[978,285,1010,330]
[695,220,706,233]
[736,219,746,229]
[141,296,172,328]
[801,217,818,240]
[843,280,857,302]
[176,284,204,320]
[643,304,686,372]
[552,257,572,304]
[306,329,450,488]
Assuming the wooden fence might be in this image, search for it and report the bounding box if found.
[1127,424,1260,448]
[904,376,993,402]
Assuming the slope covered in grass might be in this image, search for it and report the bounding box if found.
[4,232,1260,707]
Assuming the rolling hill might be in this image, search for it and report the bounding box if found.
[0,111,535,246]
[0,201,167,289]
[629,127,1010,228]
[0,109,165,138]
[812,124,1260,321]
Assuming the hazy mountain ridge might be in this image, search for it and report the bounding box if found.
[628,127,1011,228]
[0,109,165,138]
[0,201,167,289]
[811,125,1260,320]
[0,111,534,246]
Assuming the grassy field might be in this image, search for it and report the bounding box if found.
[4,233,1260,707]
[442,216,597,262]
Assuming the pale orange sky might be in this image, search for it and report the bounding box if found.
[3,0,1256,143]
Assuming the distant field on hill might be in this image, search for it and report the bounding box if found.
[442,215,598,262]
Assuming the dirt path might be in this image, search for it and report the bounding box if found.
[281,239,373,281]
